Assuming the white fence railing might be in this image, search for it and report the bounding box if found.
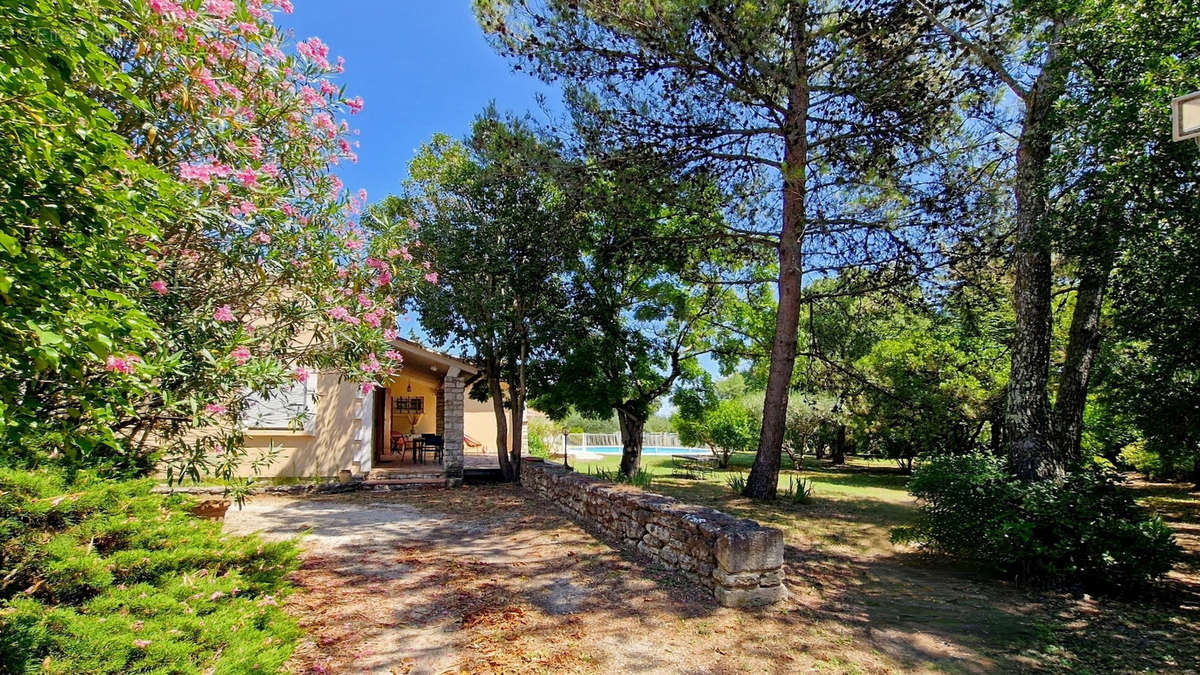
[561,431,685,451]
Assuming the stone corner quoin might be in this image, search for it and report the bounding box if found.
[518,458,787,608]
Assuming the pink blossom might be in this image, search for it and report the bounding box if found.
[260,162,280,179]
[294,367,309,383]
[357,293,372,308]
[385,350,403,362]
[346,96,364,115]
[205,403,227,415]
[362,355,381,373]
[236,167,258,188]
[230,347,251,365]
[344,237,363,251]
[263,43,285,61]
[386,248,401,258]
[203,0,235,18]
[150,280,168,295]
[213,305,236,322]
[251,232,271,244]
[377,270,392,286]
[363,310,382,328]
[360,381,375,395]
[424,272,439,284]
[105,355,134,374]
[236,22,259,35]
[383,328,398,340]
[230,200,257,217]
[327,306,350,321]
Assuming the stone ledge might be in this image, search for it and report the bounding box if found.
[519,458,786,608]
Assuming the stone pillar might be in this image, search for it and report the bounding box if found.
[441,374,464,487]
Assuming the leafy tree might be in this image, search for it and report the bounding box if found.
[1,0,421,495]
[477,0,977,498]
[673,376,757,468]
[918,0,1200,479]
[403,110,579,481]
[533,156,727,477]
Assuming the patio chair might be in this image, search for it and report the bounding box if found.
[421,434,444,464]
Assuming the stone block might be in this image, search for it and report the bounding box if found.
[715,527,784,573]
[713,583,788,608]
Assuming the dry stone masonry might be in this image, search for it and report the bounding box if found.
[520,458,786,607]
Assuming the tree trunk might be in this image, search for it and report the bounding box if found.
[831,425,846,465]
[1053,256,1113,468]
[1006,35,1070,482]
[746,11,809,500]
[508,337,528,480]
[616,408,645,477]
[488,371,513,481]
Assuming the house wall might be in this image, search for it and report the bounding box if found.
[230,373,364,479]
[385,373,441,437]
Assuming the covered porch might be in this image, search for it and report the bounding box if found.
[365,339,489,486]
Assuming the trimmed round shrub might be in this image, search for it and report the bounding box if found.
[892,453,1183,589]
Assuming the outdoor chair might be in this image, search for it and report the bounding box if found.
[421,434,444,464]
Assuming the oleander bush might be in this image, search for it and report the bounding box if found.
[892,453,1182,589]
[0,469,300,673]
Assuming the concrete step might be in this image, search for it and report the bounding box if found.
[362,475,448,485]
[367,469,444,481]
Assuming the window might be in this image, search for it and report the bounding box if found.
[245,378,315,431]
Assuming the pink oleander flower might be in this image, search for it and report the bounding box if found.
[213,305,236,322]
[105,355,134,374]
[344,237,363,251]
[424,272,439,284]
[230,347,251,365]
[362,355,381,373]
[205,403,227,415]
[362,310,381,328]
[383,328,397,340]
[327,306,350,321]
[377,270,392,286]
[294,367,309,383]
[385,350,403,362]
[346,96,364,115]
[357,293,372,308]
[251,231,271,244]
[386,248,401,258]
[360,381,375,395]
[203,0,234,18]
[150,280,168,295]
[236,167,258,188]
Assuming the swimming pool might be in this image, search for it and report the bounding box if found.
[568,446,709,456]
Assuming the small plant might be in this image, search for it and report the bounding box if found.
[586,466,653,488]
[725,472,747,494]
[781,476,814,504]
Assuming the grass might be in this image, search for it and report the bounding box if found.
[565,452,1200,671]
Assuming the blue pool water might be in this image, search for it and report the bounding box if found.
[570,446,708,455]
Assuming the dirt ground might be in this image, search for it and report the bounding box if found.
[224,477,1200,674]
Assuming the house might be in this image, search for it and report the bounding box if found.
[236,338,526,486]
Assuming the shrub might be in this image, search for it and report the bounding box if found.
[725,473,747,494]
[781,476,814,504]
[585,466,653,488]
[1119,440,1164,480]
[892,453,1182,589]
[0,469,300,673]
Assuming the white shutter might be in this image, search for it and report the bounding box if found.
[245,380,313,430]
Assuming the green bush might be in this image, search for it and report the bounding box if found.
[892,453,1182,589]
[585,466,653,488]
[781,476,814,504]
[1119,440,1164,480]
[0,469,300,673]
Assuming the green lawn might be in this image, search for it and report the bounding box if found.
[558,452,1200,672]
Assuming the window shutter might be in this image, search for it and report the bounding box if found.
[245,380,313,430]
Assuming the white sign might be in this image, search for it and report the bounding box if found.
[1172,91,1200,141]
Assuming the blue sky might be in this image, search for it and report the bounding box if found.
[278,1,557,203]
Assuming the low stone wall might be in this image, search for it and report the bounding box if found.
[520,459,786,607]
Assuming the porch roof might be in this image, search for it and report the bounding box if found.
[390,338,478,380]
